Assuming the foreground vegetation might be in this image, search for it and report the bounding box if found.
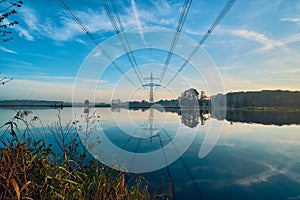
[0,142,150,199]
[0,110,168,200]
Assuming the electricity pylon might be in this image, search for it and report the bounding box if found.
[142,72,161,103]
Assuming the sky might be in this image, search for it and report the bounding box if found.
[0,0,300,102]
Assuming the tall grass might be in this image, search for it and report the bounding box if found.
[0,110,157,200]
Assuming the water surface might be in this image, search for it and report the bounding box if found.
[1,107,300,199]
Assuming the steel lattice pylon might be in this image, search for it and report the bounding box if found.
[142,73,161,103]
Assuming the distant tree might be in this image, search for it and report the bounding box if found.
[199,91,206,101]
[180,88,199,100]
[0,0,23,43]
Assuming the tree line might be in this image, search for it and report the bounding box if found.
[225,90,300,108]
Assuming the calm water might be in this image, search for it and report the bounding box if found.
[1,107,300,199]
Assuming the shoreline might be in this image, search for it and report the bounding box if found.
[0,104,299,112]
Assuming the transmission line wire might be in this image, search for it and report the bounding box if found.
[57,0,138,87]
[164,0,237,87]
[101,0,144,85]
[110,0,143,79]
[159,0,192,84]
[162,128,202,198]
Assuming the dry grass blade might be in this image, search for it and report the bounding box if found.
[20,181,31,193]
[9,178,20,200]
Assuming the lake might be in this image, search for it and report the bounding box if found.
[1,107,300,199]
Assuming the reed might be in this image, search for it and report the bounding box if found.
[0,110,154,200]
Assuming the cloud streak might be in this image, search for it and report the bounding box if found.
[281,17,300,24]
[281,33,300,45]
[232,29,282,52]
[229,28,300,58]
[16,26,34,41]
[185,28,203,36]
[130,0,146,44]
[0,46,18,54]
[235,165,279,187]
[236,163,300,187]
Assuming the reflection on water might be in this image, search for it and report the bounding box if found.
[1,107,300,199]
[121,107,300,127]
[142,108,161,141]
[226,109,300,126]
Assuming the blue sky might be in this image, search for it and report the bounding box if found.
[0,0,300,102]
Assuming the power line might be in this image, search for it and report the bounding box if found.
[164,0,237,87]
[110,0,144,80]
[157,131,176,199]
[0,1,23,13]
[162,128,202,198]
[57,0,138,87]
[58,0,88,33]
[101,0,144,85]
[159,0,192,84]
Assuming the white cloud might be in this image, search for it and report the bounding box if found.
[1,18,33,41]
[185,28,203,36]
[93,51,102,57]
[281,33,300,44]
[15,26,34,41]
[228,28,300,58]
[75,39,86,45]
[21,7,39,30]
[18,6,105,41]
[232,29,282,52]
[27,53,57,60]
[157,18,175,26]
[0,46,18,54]
[152,0,173,16]
[281,17,300,24]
